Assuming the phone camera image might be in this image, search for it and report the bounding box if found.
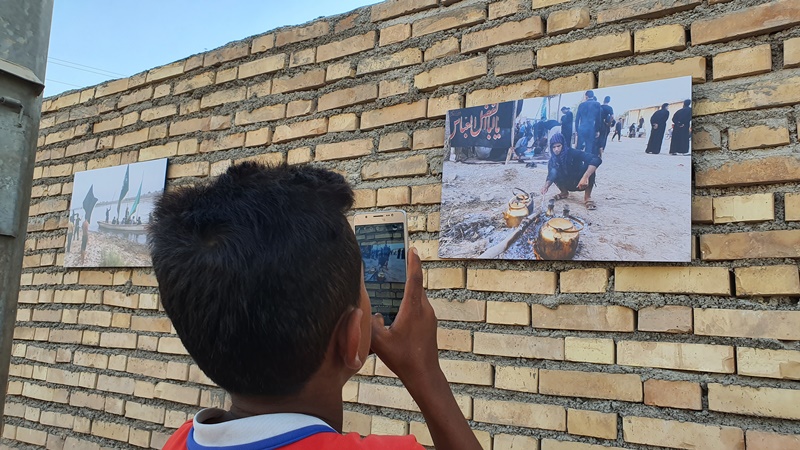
[355,222,407,325]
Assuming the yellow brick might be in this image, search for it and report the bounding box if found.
[328,113,359,132]
[786,37,800,68]
[735,264,800,296]
[244,128,272,148]
[112,128,150,149]
[272,69,326,94]
[713,44,772,81]
[358,382,471,416]
[155,381,200,405]
[102,290,139,308]
[362,100,428,131]
[634,24,686,53]
[728,121,791,150]
[540,369,641,402]
[16,426,47,446]
[532,304,633,332]
[465,78,548,107]
[598,56,705,87]
[494,50,534,76]
[361,154,427,179]
[428,93,462,118]
[568,409,617,440]
[425,36,460,61]
[614,266,730,295]
[93,116,123,133]
[273,118,328,143]
[99,332,137,349]
[409,422,490,449]
[495,366,538,393]
[234,104,286,126]
[564,337,615,364]
[91,420,130,442]
[377,133,409,154]
[158,336,189,355]
[695,71,800,116]
[787,194,800,222]
[118,86,153,108]
[125,401,166,424]
[139,142,178,161]
[438,328,471,352]
[598,0,700,23]
[618,340,735,373]
[487,301,530,325]
[411,184,441,204]
[695,308,800,340]
[370,0,437,22]
[644,379,702,410]
[376,186,411,207]
[371,416,406,435]
[462,17,543,54]
[318,84,378,112]
[380,23,411,46]
[276,21,328,47]
[468,269,556,294]
[474,398,565,431]
[413,5,486,37]
[737,347,800,380]
[326,61,354,82]
[489,0,523,19]
[747,430,800,450]
[559,268,608,293]
[174,72,215,94]
[637,305,692,333]
[623,416,743,450]
[379,78,409,98]
[237,53,286,80]
[289,48,315,68]
[692,0,800,45]
[343,411,372,436]
[474,332,563,360]
[203,42,249,67]
[692,196,713,223]
[95,78,129,97]
[701,229,800,260]
[709,383,800,420]
[317,31,375,63]
[441,359,493,385]
[200,86,247,109]
[692,127,722,150]
[199,133,245,153]
[547,7,590,35]
[427,267,466,289]
[539,32,631,67]
[429,298,485,322]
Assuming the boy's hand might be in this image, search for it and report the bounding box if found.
[370,248,440,386]
[370,248,482,450]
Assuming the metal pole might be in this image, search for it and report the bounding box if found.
[0,0,55,425]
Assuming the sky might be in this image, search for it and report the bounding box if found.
[518,77,692,121]
[44,0,377,98]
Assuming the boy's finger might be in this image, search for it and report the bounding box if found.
[403,247,424,307]
[370,313,389,350]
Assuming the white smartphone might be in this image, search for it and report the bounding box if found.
[353,211,409,326]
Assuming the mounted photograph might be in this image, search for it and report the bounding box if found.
[439,76,692,262]
[64,158,168,268]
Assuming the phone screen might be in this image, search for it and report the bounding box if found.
[354,222,407,325]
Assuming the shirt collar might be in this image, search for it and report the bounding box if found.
[189,408,336,449]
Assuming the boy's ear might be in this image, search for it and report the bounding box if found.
[338,307,363,371]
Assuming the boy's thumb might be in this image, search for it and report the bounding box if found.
[370,313,389,349]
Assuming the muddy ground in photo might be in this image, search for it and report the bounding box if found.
[64,230,151,267]
[439,135,692,262]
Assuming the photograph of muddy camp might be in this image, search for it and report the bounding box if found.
[440,76,692,262]
[63,158,167,268]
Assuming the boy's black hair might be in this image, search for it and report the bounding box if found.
[148,162,362,397]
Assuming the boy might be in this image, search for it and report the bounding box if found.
[152,162,481,450]
[541,133,602,210]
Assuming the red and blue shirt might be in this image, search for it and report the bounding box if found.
[162,408,424,450]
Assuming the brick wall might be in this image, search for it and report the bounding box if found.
[7,0,800,448]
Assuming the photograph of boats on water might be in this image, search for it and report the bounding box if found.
[439,76,693,262]
[64,158,168,268]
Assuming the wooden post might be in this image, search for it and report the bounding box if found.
[505,100,519,165]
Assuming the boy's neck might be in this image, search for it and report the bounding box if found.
[225,378,345,432]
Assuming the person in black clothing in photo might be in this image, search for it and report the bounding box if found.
[597,96,614,157]
[540,133,602,210]
[560,106,573,147]
[612,119,623,142]
[575,91,603,157]
[645,103,670,154]
[669,99,692,155]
